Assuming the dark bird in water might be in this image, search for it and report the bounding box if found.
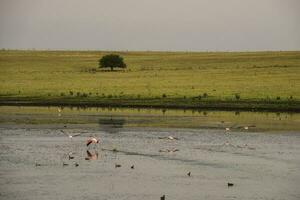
[228,182,234,187]
[35,161,41,167]
[160,195,165,200]
[187,172,191,176]
[86,137,100,146]
[115,164,121,168]
[131,165,134,169]
[68,152,74,160]
[75,163,79,167]
[85,150,98,160]
[159,148,179,153]
[63,162,69,166]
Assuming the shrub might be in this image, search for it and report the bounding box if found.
[76,92,80,97]
[69,91,73,96]
[99,54,127,71]
[235,93,240,100]
[60,92,65,96]
[162,93,167,98]
[276,96,280,100]
[82,93,88,97]
[203,93,208,98]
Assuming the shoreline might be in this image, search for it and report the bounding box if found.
[1,97,299,112]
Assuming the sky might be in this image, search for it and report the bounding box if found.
[0,0,299,51]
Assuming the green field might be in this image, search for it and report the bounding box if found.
[0,50,299,110]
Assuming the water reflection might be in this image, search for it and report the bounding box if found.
[85,150,98,161]
[0,106,299,132]
[98,116,126,134]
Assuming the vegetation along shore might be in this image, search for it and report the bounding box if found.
[0,50,299,111]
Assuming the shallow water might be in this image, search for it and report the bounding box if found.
[0,106,300,200]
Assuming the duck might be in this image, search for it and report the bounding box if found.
[115,164,121,168]
[68,152,75,160]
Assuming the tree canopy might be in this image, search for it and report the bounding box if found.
[99,54,126,71]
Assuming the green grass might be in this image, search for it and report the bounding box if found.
[0,50,299,110]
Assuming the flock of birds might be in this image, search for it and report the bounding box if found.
[40,108,250,199]
[57,128,237,200]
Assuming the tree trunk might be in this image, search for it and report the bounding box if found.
[110,67,113,71]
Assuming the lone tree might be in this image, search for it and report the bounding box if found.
[99,54,126,71]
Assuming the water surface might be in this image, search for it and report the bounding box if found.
[0,106,299,200]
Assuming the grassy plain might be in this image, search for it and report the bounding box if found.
[0,50,299,110]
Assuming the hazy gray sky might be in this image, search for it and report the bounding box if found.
[0,0,299,51]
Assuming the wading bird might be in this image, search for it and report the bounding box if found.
[86,137,100,147]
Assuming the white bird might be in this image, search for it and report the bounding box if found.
[158,136,179,140]
[225,127,230,131]
[167,136,176,140]
[244,126,249,130]
[86,137,100,146]
[60,130,82,139]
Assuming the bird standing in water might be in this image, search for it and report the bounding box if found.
[86,137,100,147]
